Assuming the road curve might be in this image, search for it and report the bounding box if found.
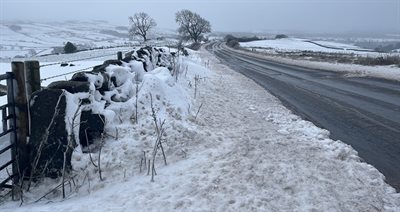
[206,42,400,191]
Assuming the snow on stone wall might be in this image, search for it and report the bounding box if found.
[28,46,186,178]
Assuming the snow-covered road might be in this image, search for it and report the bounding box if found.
[1,48,399,211]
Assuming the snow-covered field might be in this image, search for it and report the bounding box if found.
[0,47,399,211]
[239,38,393,57]
[0,20,131,59]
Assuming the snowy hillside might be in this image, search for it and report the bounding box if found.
[0,20,178,60]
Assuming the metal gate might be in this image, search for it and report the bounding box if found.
[0,72,18,194]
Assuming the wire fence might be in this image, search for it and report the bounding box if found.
[39,49,134,82]
[39,52,117,67]
[40,65,99,82]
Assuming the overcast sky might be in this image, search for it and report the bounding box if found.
[0,0,399,33]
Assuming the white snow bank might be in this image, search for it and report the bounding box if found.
[0,48,209,209]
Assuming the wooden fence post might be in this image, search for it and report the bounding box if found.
[117,51,122,60]
[24,61,41,99]
[11,62,29,188]
[24,60,40,137]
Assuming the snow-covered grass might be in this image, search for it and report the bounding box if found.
[0,47,399,211]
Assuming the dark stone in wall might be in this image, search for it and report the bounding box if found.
[29,89,76,178]
[48,81,91,93]
[79,110,105,152]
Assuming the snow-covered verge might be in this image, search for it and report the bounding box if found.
[1,48,399,211]
[230,44,400,81]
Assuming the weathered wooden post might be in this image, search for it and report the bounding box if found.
[24,61,41,99]
[24,61,40,137]
[117,51,122,60]
[11,62,29,192]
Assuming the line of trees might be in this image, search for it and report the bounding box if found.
[128,10,211,44]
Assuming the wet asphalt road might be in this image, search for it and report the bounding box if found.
[206,42,400,191]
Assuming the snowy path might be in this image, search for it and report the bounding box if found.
[1,48,399,211]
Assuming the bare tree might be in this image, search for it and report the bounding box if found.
[175,9,211,43]
[129,12,157,42]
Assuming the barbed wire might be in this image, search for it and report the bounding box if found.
[38,47,137,67]
[40,65,98,82]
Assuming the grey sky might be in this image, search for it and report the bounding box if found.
[0,0,399,33]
